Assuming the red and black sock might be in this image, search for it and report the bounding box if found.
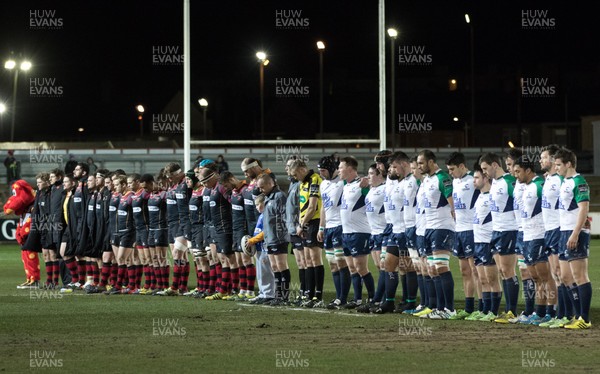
[164,264,170,288]
[86,261,93,279]
[215,263,222,293]
[202,271,209,292]
[180,261,190,292]
[116,265,127,290]
[100,262,111,287]
[52,261,60,285]
[77,260,86,283]
[127,265,137,289]
[91,261,100,285]
[196,267,202,289]
[231,267,239,293]
[171,260,181,291]
[246,264,256,294]
[110,263,118,286]
[136,265,143,289]
[239,266,247,292]
[143,265,151,288]
[150,266,157,289]
[209,265,216,293]
[221,267,231,294]
[44,261,52,285]
[65,258,79,284]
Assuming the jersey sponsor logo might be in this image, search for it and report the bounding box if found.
[203,196,210,202]
[189,205,198,211]
[299,196,307,203]
[148,206,160,211]
[96,204,101,209]
[73,197,82,203]
[322,194,333,208]
[244,199,254,206]
[175,193,185,199]
[210,201,216,207]
[132,207,142,213]
[118,210,127,216]
[88,205,94,211]
[541,196,551,209]
[578,184,589,193]
[109,206,117,211]
[166,199,176,205]
[232,205,243,211]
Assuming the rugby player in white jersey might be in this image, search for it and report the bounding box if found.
[479,153,519,323]
[555,149,592,329]
[316,156,352,309]
[446,152,481,320]
[338,157,377,313]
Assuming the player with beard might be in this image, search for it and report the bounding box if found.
[446,152,481,320]
[479,153,520,322]
[417,150,456,319]
[316,156,352,309]
[241,158,274,304]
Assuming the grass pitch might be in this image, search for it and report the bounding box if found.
[1,243,599,373]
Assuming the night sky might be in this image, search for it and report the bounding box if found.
[0,1,599,144]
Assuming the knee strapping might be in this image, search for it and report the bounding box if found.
[174,240,188,253]
[432,254,450,269]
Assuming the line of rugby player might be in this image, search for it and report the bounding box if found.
[29,148,591,329]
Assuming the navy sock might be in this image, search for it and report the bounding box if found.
[569,283,581,318]
[406,271,418,307]
[423,275,431,307]
[401,273,408,303]
[523,279,535,316]
[416,274,424,305]
[562,283,574,319]
[546,305,556,318]
[351,273,362,302]
[426,276,436,309]
[556,284,566,319]
[478,298,484,312]
[482,292,491,314]
[502,279,509,313]
[374,270,386,303]
[298,268,306,297]
[465,297,475,313]
[433,276,444,310]
[362,272,375,300]
[339,267,351,304]
[274,272,282,299]
[315,265,325,300]
[305,267,315,299]
[535,304,546,318]
[578,282,592,323]
[384,271,398,301]
[507,276,519,314]
[332,271,341,300]
[440,271,455,311]
[492,292,502,315]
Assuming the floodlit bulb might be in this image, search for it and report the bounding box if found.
[465,14,471,24]
[451,79,457,84]
[0,103,6,113]
[316,41,325,50]
[263,59,270,66]
[136,105,145,113]
[20,61,32,71]
[199,98,208,107]
[4,60,16,69]
[256,51,266,61]
[453,117,459,122]
[387,28,398,38]
[78,127,85,132]
[508,141,515,148]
